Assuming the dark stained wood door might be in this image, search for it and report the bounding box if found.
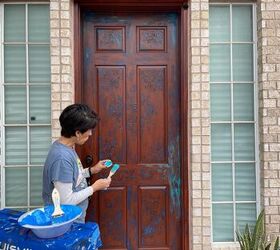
[82,12,181,250]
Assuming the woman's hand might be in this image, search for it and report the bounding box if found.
[90,159,111,174]
[91,177,111,192]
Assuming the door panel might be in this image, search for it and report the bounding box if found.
[97,66,126,162]
[82,12,181,250]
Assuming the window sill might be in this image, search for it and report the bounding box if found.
[212,242,240,250]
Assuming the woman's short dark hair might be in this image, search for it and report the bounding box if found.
[59,104,100,137]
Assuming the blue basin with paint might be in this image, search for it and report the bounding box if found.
[18,205,82,239]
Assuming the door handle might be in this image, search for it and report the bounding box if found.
[85,155,93,167]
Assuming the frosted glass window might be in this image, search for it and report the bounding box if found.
[5,127,27,165]
[209,6,230,42]
[211,124,232,161]
[233,83,254,121]
[4,45,26,83]
[5,86,27,124]
[210,84,231,121]
[30,86,51,124]
[236,204,256,232]
[2,3,51,212]
[232,6,253,42]
[212,164,232,201]
[30,127,52,165]
[210,4,257,242]
[4,5,25,42]
[213,204,234,242]
[234,124,255,161]
[30,167,44,206]
[233,44,253,82]
[236,164,256,201]
[29,45,51,83]
[5,168,28,206]
[210,45,230,82]
[28,4,50,42]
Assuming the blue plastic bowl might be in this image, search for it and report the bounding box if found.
[18,205,82,239]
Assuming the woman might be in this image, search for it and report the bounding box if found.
[42,104,111,222]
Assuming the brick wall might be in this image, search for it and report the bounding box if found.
[189,0,212,249]
[257,0,280,242]
[50,0,73,139]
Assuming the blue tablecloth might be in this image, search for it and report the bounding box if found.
[0,209,102,250]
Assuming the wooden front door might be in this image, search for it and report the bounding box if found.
[82,11,181,250]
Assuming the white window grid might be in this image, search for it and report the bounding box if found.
[209,2,259,243]
[0,2,50,210]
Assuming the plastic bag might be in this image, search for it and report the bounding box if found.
[0,209,102,250]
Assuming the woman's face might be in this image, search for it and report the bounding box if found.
[75,129,92,145]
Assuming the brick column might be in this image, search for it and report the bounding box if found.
[50,0,73,139]
[189,0,211,249]
[257,0,280,241]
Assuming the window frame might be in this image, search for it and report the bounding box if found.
[209,2,259,244]
[0,1,51,210]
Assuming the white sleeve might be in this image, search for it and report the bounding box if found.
[54,181,93,205]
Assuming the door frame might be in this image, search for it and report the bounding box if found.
[73,1,189,249]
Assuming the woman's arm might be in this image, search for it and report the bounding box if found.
[81,160,111,178]
[54,181,93,205]
[54,177,112,205]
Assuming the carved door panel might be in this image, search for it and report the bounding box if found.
[82,12,181,250]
